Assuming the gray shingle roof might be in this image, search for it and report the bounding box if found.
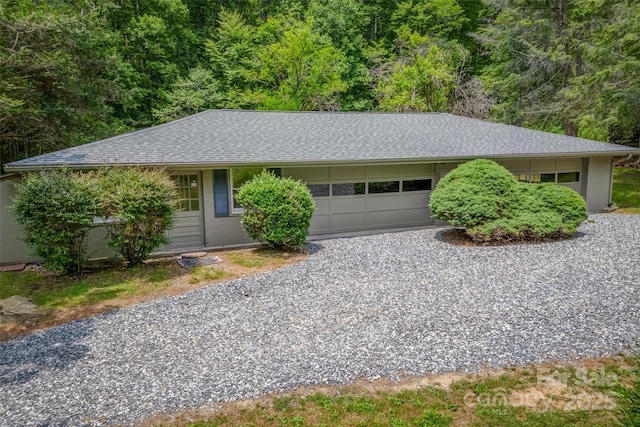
[6,110,638,170]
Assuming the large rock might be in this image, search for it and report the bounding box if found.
[0,295,46,324]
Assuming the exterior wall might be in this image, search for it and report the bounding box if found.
[583,157,614,211]
[0,177,31,264]
[202,170,255,248]
[0,155,618,264]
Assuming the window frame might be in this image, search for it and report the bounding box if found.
[515,171,581,185]
[174,173,201,212]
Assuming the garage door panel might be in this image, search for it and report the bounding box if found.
[284,167,330,181]
[367,194,401,211]
[368,210,401,227]
[530,159,556,171]
[314,198,330,214]
[310,215,330,233]
[331,212,366,230]
[331,166,366,180]
[402,208,431,225]
[306,166,437,234]
[332,197,366,213]
[556,158,582,169]
[401,192,429,209]
[366,165,402,179]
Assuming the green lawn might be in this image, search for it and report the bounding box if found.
[0,261,182,309]
[613,167,640,213]
[151,357,639,427]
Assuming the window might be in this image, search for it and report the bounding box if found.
[307,184,330,197]
[332,183,366,196]
[530,173,556,183]
[558,172,580,183]
[402,179,432,191]
[515,174,529,183]
[175,174,199,211]
[231,167,264,213]
[368,181,400,194]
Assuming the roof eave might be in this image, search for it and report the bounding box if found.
[5,149,639,173]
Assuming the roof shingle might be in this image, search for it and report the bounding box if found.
[6,110,638,170]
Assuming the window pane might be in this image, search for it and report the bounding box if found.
[368,181,400,194]
[514,174,529,183]
[541,173,556,183]
[332,183,366,196]
[232,189,241,209]
[233,167,264,188]
[307,184,330,197]
[558,172,580,183]
[174,174,200,212]
[402,179,432,191]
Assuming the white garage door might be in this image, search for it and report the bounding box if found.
[303,165,434,234]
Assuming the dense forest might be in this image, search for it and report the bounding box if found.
[2,0,639,172]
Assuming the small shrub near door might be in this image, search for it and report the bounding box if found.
[235,171,315,249]
[96,167,177,266]
[11,169,99,273]
[429,159,588,243]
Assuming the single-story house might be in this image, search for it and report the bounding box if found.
[1,110,639,264]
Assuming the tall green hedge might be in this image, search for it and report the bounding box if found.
[235,171,315,249]
[429,159,588,242]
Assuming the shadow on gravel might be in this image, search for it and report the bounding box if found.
[0,318,94,386]
[305,242,324,255]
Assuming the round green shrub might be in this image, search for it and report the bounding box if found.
[526,183,588,232]
[431,159,588,243]
[235,171,315,249]
[429,159,522,227]
[11,169,99,273]
[96,167,177,266]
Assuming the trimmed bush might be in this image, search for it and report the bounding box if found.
[96,167,177,266]
[430,159,588,243]
[235,171,315,249]
[11,169,99,273]
[429,159,523,227]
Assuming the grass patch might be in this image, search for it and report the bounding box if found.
[227,251,284,268]
[613,167,640,213]
[152,358,640,427]
[189,266,235,284]
[0,261,181,309]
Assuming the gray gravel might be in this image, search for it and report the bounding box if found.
[1,213,639,426]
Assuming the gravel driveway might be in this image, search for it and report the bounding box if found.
[1,213,639,426]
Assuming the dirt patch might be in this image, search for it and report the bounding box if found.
[0,247,307,341]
